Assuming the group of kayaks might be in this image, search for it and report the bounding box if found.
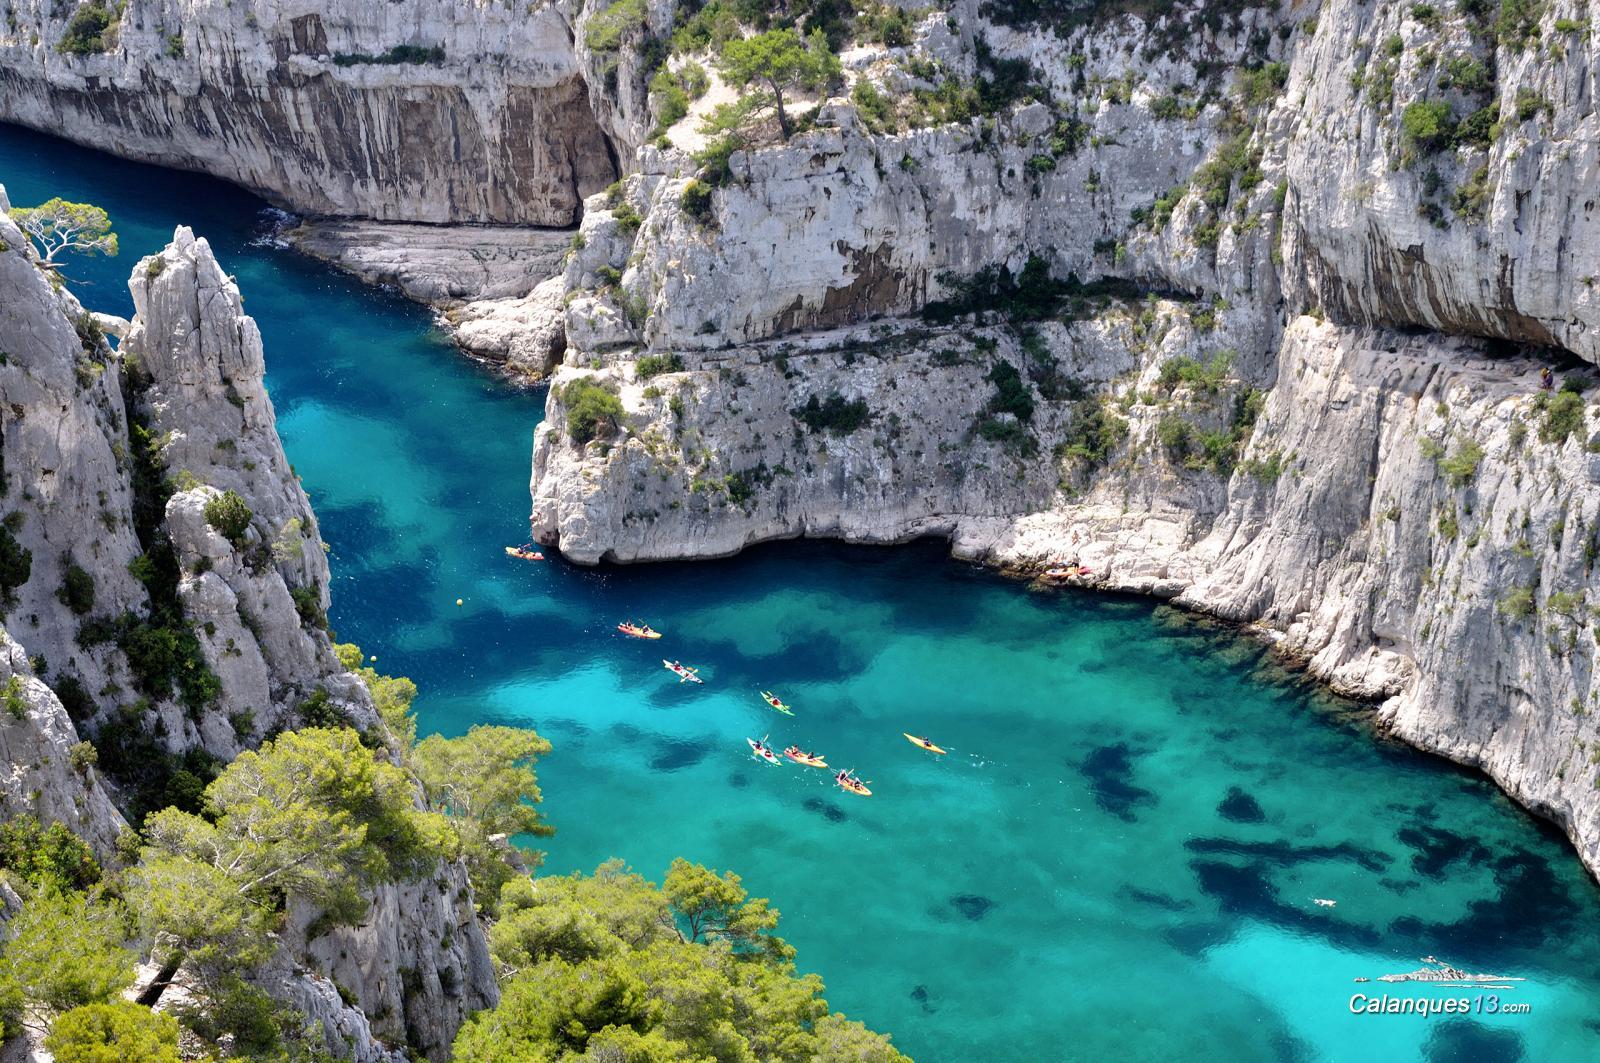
[617,617,947,798]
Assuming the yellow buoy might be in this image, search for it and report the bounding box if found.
[455,598,464,607]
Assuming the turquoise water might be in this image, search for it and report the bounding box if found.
[7,123,1600,1061]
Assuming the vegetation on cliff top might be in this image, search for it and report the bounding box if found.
[456,859,909,1062]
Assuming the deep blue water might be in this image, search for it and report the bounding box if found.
[6,122,1600,1061]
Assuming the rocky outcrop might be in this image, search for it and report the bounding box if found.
[288,868,499,1061]
[288,221,575,307]
[0,0,617,224]
[1,187,496,1058]
[525,0,1600,883]
[124,228,378,754]
[0,630,126,858]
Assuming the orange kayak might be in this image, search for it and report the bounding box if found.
[618,622,662,639]
[505,546,545,561]
[783,746,828,768]
[903,733,946,755]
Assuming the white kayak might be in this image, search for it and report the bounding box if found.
[663,659,703,684]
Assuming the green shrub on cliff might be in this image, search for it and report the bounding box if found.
[1400,100,1455,156]
[792,392,870,435]
[565,379,625,445]
[680,179,715,222]
[56,3,115,55]
[586,0,649,57]
[1439,439,1485,486]
[455,859,909,1063]
[1537,389,1586,444]
[45,1001,181,1063]
[203,490,253,548]
[0,522,32,607]
[636,353,685,378]
[0,815,101,892]
[0,889,136,1031]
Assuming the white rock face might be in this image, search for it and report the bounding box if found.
[526,0,1600,883]
[1282,0,1600,359]
[0,630,126,857]
[449,274,572,379]
[121,227,377,751]
[288,869,499,1060]
[0,0,616,224]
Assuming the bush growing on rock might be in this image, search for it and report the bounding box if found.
[1056,397,1128,470]
[0,889,135,1031]
[636,353,685,378]
[792,392,870,435]
[1537,389,1586,444]
[455,859,909,1062]
[680,179,715,222]
[853,79,898,132]
[1439,439,1485,485]
[0,815,100,891]
[1499,586,1536,621]
[44,1001,180,1063]
[0,521,32,607]
[55,4,116,56]
[1400,100,1456,156]
[58,563,95,615]
[564,379,625,445]
[202,489,253,547]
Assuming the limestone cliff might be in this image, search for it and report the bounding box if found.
[0,187,495,1059]
[0,0,617,225]
[525,0,1600,882]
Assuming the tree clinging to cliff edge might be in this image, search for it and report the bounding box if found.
[7,198,118,267]
[717,27,841,140]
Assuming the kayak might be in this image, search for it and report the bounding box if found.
[760,690,794,715]
[783,746,828,768]
[505,546,545,561]
[747,737,781,765]
[663,659,703,684]
[903,733,947,755]
[835,771,871,796]
[618,622,662,639]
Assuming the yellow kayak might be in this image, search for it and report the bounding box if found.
[783,746,828,768]
[505,545,545,561]
[903,733,946,755]
[618,621,662,639]
[835,770,872,796]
